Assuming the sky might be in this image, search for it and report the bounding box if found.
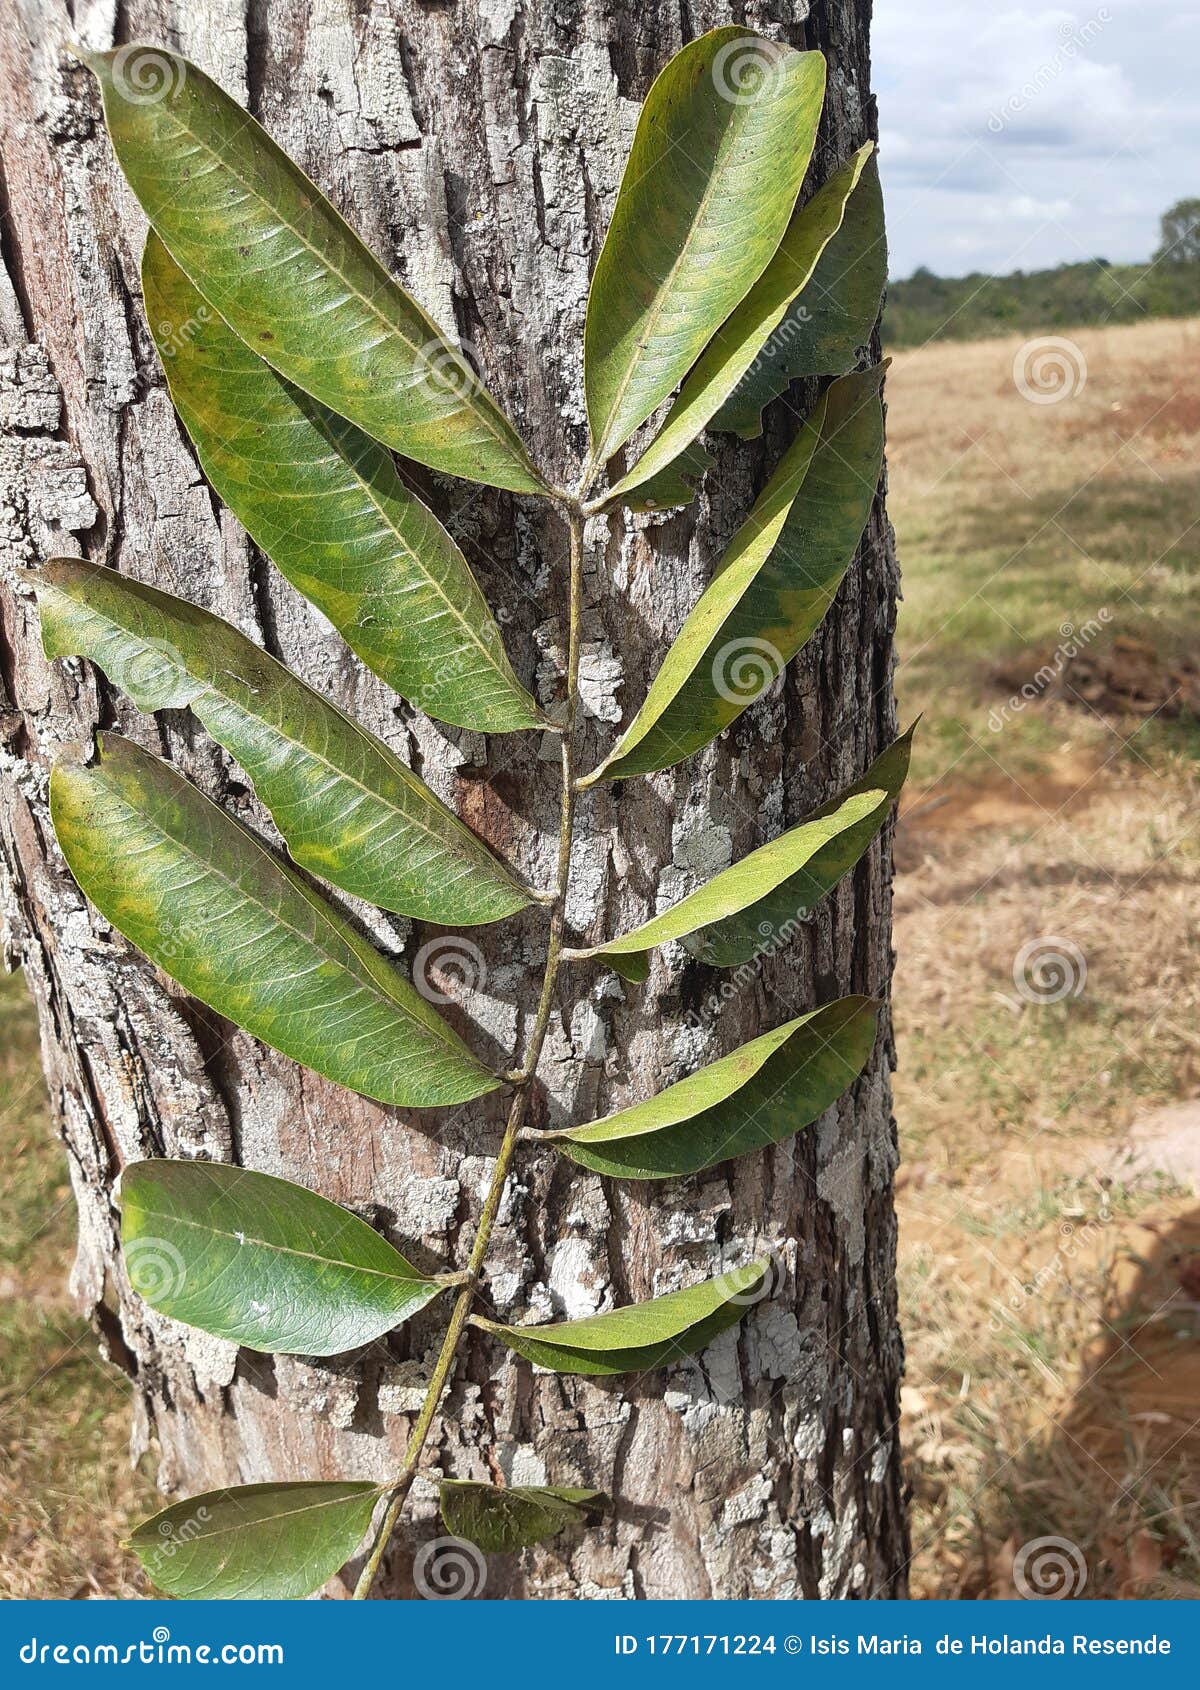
[871,1,1200,280]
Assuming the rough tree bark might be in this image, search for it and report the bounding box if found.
[0,0,907,1598]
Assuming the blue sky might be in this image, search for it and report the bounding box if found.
[872,1,1200,279]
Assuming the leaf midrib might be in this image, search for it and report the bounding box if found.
[132,1201,429,1289]
[592,81,775,460]
[92,764,462,1056]
[151,87,536,483]
[65,584,515,888]
[144,1486,384,1548]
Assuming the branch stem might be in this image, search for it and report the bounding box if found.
[353,496,587,1599]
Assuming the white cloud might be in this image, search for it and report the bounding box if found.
[871,0,1200,276]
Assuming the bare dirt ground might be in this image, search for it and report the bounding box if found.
[2,316,1197,1597]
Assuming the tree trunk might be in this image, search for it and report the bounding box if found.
[0,0,907,1599]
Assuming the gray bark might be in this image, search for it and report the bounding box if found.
[0,0,907,1598]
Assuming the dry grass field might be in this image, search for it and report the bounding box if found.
[1,316,1197,1598]
[890,318,1200,1598]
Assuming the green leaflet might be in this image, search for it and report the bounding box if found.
[583,28,825,464]
[84,50,543,495]
[37,559,531,927]
[143,235,544,734]
[128,1481,381,1600]
[690,726,913,968]
[567,783,890,983]
[540,997,877,1180]
[622,438,717,516]
[715,154,887,439]
[439,1482,607,1553]
[608,144,875,508]
[473,1259,768,1376]
[121,1160,453,1355]
[50,736,499,1109]
[584,364,886,784]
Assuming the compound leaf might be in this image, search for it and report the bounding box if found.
[128,1481,380,1600]
[37,558,532,927]
[439,1482,607,1553]
[585,364,885,784]
[473,1259,768,1376]
[143,235,543,734]
[584,28,825,464]
[608,144,875,507]
[85,49,543,494]
[540,997,877,1180]
[121,1159,452,1355]
[715,153,886,438]
[50,735,499,1109]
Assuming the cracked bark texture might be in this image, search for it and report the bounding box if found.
[0,0,908,1598]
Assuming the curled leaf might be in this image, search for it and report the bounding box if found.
[541,998,877,1180]
[584,28,825,463]
[715,153,887,438]
[439,1482,607,1553]
[473,1259,769,1376]
[584,364,886,784]
[609,144,877,508]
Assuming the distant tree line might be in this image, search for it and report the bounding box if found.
[885,198,1200,347]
